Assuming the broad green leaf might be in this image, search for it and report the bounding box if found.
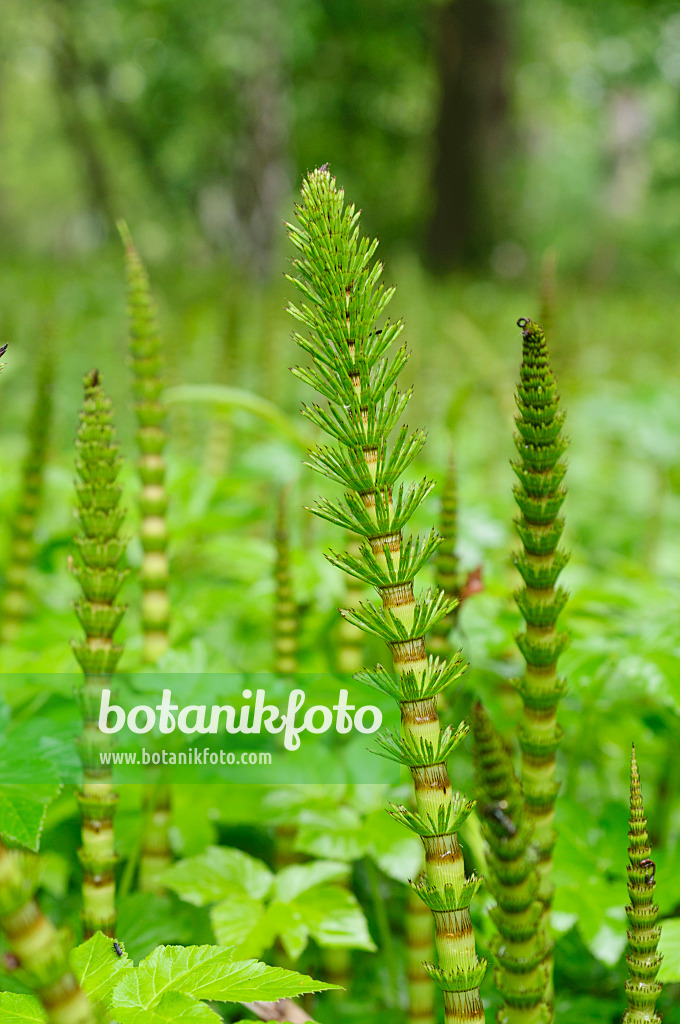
[161,847,273,906]
[295,807,421,883]
[210,892,267,955]
[658,917,680,982]
[0,993,46,1022]
[293,886,376,951]
[71,930,134,1004]
[261,901,310,961]
[115,991,220,1023]
[272,861,348,902]
[111,945,338,1008]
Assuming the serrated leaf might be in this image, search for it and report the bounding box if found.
[111,945,338,1009]
[115,990,221,1023]
[160,847,273,906]
[0,783,61,852]
[658,917,680,982]
[70,930,134,1004]
[0,992,46,1022]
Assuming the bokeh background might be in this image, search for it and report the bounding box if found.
[1,2,680,1022]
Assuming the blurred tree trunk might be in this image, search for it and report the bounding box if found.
[425,0,512,271]
[48,2,115,228]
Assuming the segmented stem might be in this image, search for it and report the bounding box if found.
[430,453,461,656]
[624,746,662,1024]
[407,882,436,1024]
[119,221,170,663]
[288,168,485,1024]
[472,703,551,1024]
[138,783,173,893]
[274,489,298,675]
[71,370,127,938]
[0,840,97,1024]
[512,317,568,997]
[0,349,53,641]
[337,533,367,672]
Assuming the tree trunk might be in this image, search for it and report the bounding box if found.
[425,0,512,271]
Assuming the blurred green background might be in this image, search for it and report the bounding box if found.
[1,1,680,1022]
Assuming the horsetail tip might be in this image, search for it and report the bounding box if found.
[517,316,545,337]
[116,219,134,251]
[84,368,100,389]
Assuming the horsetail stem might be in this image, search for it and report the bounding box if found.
[407,883,436,1024]
[471,702,551,1024]
[118,221,170,664]
[0,840,98,1024]
[512,317,568,1003]
[624,746,662,1024]
[138,783,173,893]
[274,488,298,675]
[0,348,53,642]
[71,370,128,938]
[429,453,461,657]
[337,532,367,672]
[287,167,486,1024]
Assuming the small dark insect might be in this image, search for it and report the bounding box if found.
[483,799,517,837]
[113,941,123,957]
[0,343,7,358]
[640,858,655,884]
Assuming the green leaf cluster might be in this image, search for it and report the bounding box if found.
[160,845,374,961]
[1,931,336,1024]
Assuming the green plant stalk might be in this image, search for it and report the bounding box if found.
[71,370,128,938]
[274,489,298,675]
[119,222,170,664]
[406,882,436,1024]
[0,840,98,1024]
[0,349,53,642]
[337,533,366,672]
[288,167,486,1024]
[138,783,173,893]
[624,746,662,1024]
[471,702,550,1024]
[512,317,568,996]
[429,453,461,657]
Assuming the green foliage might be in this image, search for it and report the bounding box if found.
[120,222,170,663]
[160,845,374,961]
[472,702,551,1024]
[0,841,98,1024]
[512,316,569,1005]
[623,747,662,1023]
[9,932,335,1024]
[71,369,127,938]
[0,745,61,851]
[0,346,53,643]
[287,167,485,1024]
